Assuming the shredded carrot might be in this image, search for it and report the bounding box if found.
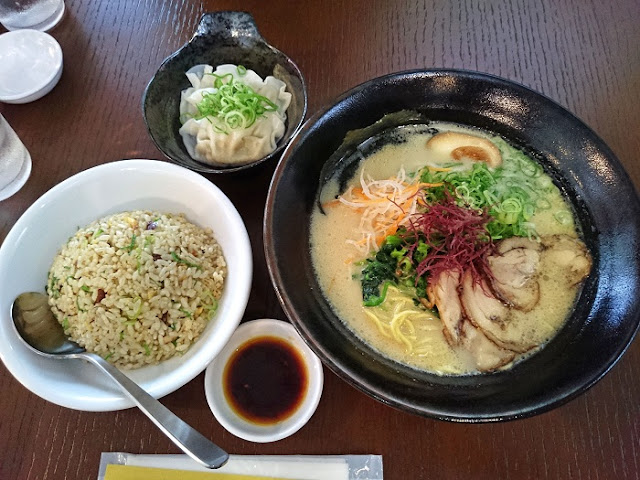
[328,168,442,258]
[427,166,452,172]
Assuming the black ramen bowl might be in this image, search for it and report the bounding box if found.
[142,11,307,173]
[264,69,640,422]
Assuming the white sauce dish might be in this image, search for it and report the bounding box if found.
[205,318,324,443]
[0,30,63,104]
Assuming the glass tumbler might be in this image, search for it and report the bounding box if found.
[0,113,31,201]
[0,0,65,31]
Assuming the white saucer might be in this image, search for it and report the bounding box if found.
[0,30,63,104]
[0,151,31,201]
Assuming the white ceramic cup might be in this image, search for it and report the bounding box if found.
[0,0,65,31]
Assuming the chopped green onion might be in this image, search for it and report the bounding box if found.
[49,274,60,297]
[170,251,201,270]
[122,234,137,252]
[483,190,499,205]
[554,210,573,225]
[125,297,143,321]
[420,155,555,240]
[204,299,218,319]
[519,158,540,177]
[192,75,278,132]
[536,176,553,190]
[201,290,219,318]
[498,198,523,225]
[76,297,86,313]
[212,123,227,134]
[208,72,233,88]
[523,203,535,220]
[80,285,91,293]
[142,342,151,356]
[537,198,551,210]
[143,235,155,249]
[237,65,247,75]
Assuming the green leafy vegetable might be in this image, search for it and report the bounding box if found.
[360,236,428,306]
[360,242,398,305]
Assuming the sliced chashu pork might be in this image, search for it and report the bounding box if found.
[495,236,541,254]
[459,320,515,371]
[429,270,464,344]
[460,270,537,353]
[430,269,516,370]
[487,237,541,312]
[541,234,592,286]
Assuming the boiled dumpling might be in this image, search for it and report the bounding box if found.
[178,64,292,166]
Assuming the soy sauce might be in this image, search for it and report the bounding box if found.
[223,336,308,425]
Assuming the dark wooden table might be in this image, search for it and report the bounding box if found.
[1,1,639,478]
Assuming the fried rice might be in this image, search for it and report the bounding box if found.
[46,210,226,369]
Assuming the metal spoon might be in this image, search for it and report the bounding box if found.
[12,292,229,469]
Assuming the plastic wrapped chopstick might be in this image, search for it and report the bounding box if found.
[98,453,383,480]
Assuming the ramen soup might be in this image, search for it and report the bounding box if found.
[311,123,592,374]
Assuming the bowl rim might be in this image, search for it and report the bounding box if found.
[0,159,253,411]
[264,68,640,422]
[0,29,63,102]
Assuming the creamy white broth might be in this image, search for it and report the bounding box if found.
[310,124,584,375]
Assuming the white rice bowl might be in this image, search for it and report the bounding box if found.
[0,160,252,411]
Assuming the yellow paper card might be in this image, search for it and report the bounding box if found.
[104,464,297,480]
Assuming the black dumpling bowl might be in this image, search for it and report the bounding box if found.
[264,70,640,422]
[143,11,307,173]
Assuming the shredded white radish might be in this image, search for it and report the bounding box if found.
[332,168,437,257]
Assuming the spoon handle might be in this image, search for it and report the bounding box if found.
[83,353,228,469]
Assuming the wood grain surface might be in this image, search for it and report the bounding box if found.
[1,1,639,479]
